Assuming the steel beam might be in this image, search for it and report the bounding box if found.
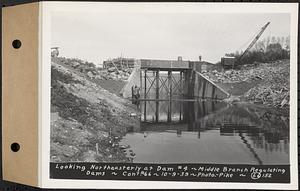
[168,71,172,122]
[156,70,159,122]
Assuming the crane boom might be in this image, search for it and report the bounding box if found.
[238,22,270,61]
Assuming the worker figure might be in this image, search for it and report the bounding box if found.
[132,85,140,109]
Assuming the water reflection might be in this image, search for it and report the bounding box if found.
[120,101,289,164]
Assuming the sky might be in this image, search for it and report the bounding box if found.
[51,11,290,65]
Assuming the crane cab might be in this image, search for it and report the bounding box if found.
[221,56,236,69]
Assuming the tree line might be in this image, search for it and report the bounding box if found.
[226,36,290,66]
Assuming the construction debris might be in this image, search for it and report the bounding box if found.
[202,61,275,83]
[202,59,290,108]
[98,67,132,81]
[52,57,134,82]
[244,61,289,107]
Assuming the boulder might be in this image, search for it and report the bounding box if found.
[87,71,94,78]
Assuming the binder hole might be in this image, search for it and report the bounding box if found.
[11,143,20,152]
[12,40,22,49]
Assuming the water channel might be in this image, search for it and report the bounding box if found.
[120,100,289,165]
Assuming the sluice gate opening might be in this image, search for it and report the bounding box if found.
[139,59,230,123]
[140,69,188,123]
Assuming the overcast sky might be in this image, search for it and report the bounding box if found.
[51,11,290,65]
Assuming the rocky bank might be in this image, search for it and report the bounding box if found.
[202,59,290,108]
[50,57,139,162]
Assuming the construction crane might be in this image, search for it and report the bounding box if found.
[221,22,270,69]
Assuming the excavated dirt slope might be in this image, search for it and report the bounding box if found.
[50,59,139,162]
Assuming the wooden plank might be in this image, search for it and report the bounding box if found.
[184,71,189,98]
[180,71,183,96]
[167,71,172,122]
[144,71,147,121]
[179,71,183,121]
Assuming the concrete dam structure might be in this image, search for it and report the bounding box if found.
[120,58,229,101]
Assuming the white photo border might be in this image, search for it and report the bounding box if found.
[39,2,298,189]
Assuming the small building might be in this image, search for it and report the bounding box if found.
[221,56,236,69]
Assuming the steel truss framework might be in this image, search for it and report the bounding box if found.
[140,69,186,123]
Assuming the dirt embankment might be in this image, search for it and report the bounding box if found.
[50,58,139,163]
[202,59,290,108]
[52,57,128,95]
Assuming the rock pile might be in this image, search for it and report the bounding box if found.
[202,64,266,83]
[244,60,289,108]
[99,67,132,81]
[202,59,290,108]
[52,57,133,82]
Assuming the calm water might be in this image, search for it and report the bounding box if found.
[120,101,289,164]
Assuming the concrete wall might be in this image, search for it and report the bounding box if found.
[189,61,215,72]
[192,71,229,100]
[140,59,189,70]
[121,60,229,100]
[119,66,141,98]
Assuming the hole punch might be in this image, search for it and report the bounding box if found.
[12,39,22,49]
[11,143,20,152]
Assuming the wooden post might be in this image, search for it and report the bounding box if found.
[202,101,206,116]
[194,99,198,122]
[168,70,172,122]
[180,71,183,98]
[182,71,188,122]
[144,70,147,121]
[156,70,159,122]
[184,70,192,99]
[179,71,183,121]
[111,59,120,74]
[184,71,188,98]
